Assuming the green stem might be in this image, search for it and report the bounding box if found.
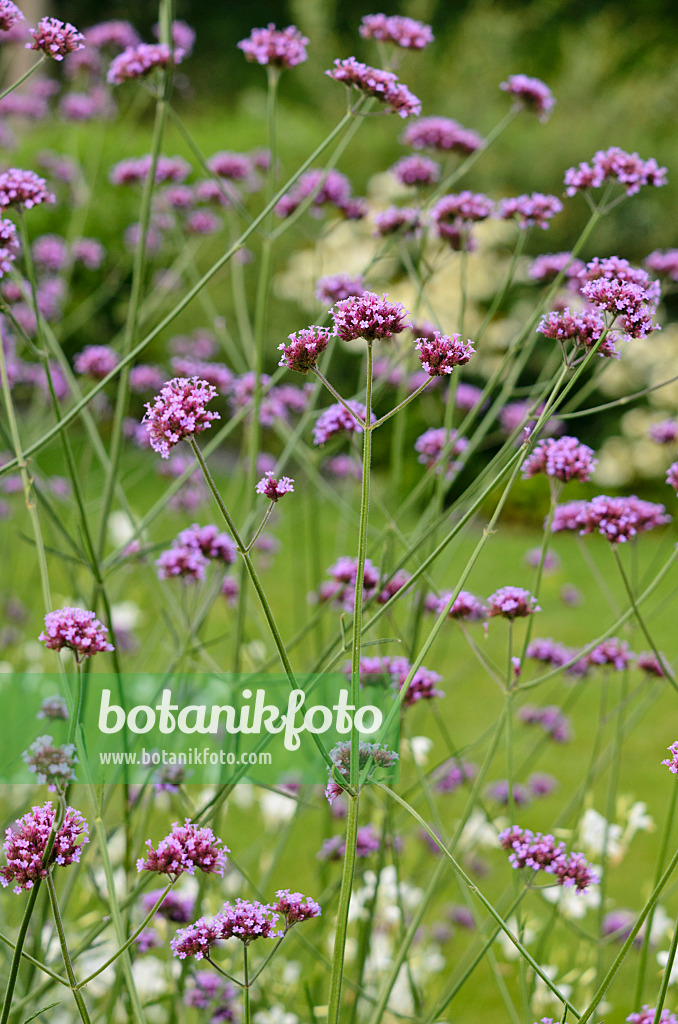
[0,55,45,102]
[654,915,678,1024]
[243,946,250,1024]
[612,545,676,689]
[45,873,92,1024]
[326,793,360,1024]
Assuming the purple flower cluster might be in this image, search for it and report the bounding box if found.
[312,401,373,445]
[645,249,678,282]
[137,820,228,879]
[627,1008,678,1024]
[359,13,433,49]
[273,889,322,926]
[184,972,237,1021]
[556,494,671,543]
[588,638,634,671]
[649,419,678,445]
[157,523,237,583]
[0,1,23,32]
[27,18,85,60]
[316,555,380,611]
[431,191,494,248]
[390,155,440,187]
[237,24,308,69]
[498,193,563,230]
[434,759,477,793]
[1,802,89,893]
[519,705,572,743]
[107,42,183,85]
[529,252,585,285]
[141,888,196,923]
[499,826,598,892]
[578,257,660,339]
[414,427,468,473]
[255,472,294,501]
[110,154,191,186]
[564,147,667,197]
[537,307,620,359]
[346,654,444,707]
[22,736,77,790]
[522,435,597,483]
[0,168,55,210]
[84,20,140,50]
[319,824,382,861]
[39,607,114,659]
[401,116,484,155]
[326,58,421,118]
[487,586,540,620]
[274,168,361,219]
[74,344,119,379]
[0,218,19,276]
[414,331,475,377]
[325,740,399,802]
[143,377,220,458]
[279,326,331,373]
[331,291,410,342]
[315,274,364,305]
[425,590,487,622]
[37,695,69,721]
[662,742,678,775]
[373,206,422,238]
[500,74,555,120]
[526,637,589,677]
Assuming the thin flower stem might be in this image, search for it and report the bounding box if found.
[312,369,367,427]
[653,915,678,1024]
[45,873,92,1024]
[247,934,286,986]
[245,503,275,553]
[374,782,582,1018]
[326,793,360,1024]
[0,55,46,102]
[0,883,45,1024]
[612,545,677,688]
[205,957,243,986]
[75,879,177,988]
[243,944,251,1024]
[371,378,433,429]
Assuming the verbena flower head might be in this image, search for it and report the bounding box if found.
[519,705,572,743]
[39,607,114,659]
[237,24,308,68]
[373,206,422,238]
[137,820,228,879]
[575,494,671,543]
[649,419,678,445]
[326,57,421,118]
[85,20,140,50]
[312,401,373,445]
[637,652,666,678]
[279,326,331,373]
[578,258,660,339]
[317,555,380,611]
[1,802,88,893]
[152,19,196,57]
[107,42,183,85]
[498,193,563,230]
[156,545,209,583]
[434,759,477,793]
[431,191,494,223]
[143,377,220,459]
[216,899,282,944]
[315,274,364,305]
[401,116,484,154]
[319,825,382,860]
[666,462,678,493]
[273,889,322,926]
[487,586,540,620]
[588,638,634,672]
[428,589,488,621]
[0,169,54,210]
[645,249,678,282]
[325,740,399,802]
[499,825,598,891]
[627,1008,678,1024]
[662,742,678,775]
[331,291,410,342]
[170,916,221,960]
[27,18,85,60]
[184,972,237,1015]
[390,155,440,187]
[22,736,77,790]
[0,1,23,32]
[529,252,585,284]
[274,168,354,218]
[522,435,597,482]
[564,147,667,197]
[176,523,236,564]
[359,14,433,49]
[37,694,69,721]
[0,218,19,276]
[256,472,294,501]
[414,331,475,376]
[500,74,555,120]
[74,344,118,379]
[414,427,468,474]
[537,307,620,358]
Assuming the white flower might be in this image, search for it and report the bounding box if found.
[650,905,673,945]
[109,510,136,546]
[405,735,433,766]
[254,1005,299,1024]
[578,808,622,860]
[111,600,143,631]
[541,880,600,919]
[657,948,678,986]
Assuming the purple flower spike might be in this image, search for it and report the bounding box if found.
[499,825,597,892]
[312,402,374,445]
[107,42,183,85]
[137,820,228,879]
[0,169,55,211]
[359,14,433,50]
[414,331,475,377]
[238,24,308,69]
[487,586,540,620]
[500,74,555,120]
[143,377,220,459]
[255,472,294,501]
[39,607,114,659]
[326,57,421,118]
[273,889,322,926]
[0,1,23,31]
[1,802,88,893]
[27,17,85,60]
[331,291,410,342]
[279,326,331,373]
[565,147,667,198]
[498,193,563,230]
[401,117,484,155]
[522,435,597,483]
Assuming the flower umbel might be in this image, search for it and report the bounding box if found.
[137,820,228,878]
[1,802,89,893]
[143,377,221,458]
[39,607,114,660]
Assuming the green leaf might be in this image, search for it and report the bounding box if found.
[21,1001,61,1023]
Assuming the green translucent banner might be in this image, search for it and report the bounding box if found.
[1,673,401,787]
